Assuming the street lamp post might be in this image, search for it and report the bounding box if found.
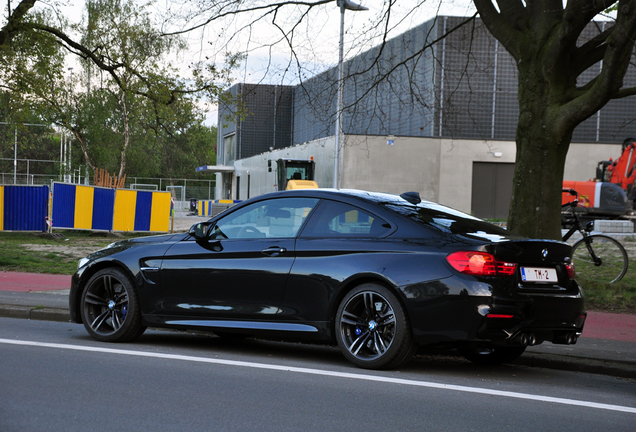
[333,0,368,189]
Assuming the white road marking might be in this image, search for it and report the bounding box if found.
[2,337,635,414]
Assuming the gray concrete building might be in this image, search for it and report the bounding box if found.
[214,16,636,218]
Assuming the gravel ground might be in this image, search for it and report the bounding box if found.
[170,211,211,232]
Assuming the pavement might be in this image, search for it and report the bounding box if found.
[0,271,635,379]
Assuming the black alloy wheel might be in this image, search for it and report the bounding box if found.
[458,345,527,365]
[336,283,416,370]
[80,268,146,342]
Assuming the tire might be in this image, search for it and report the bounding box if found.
[459,346,526,365]
[335,283,416,370]
[80,268,146,342]
[572,234,628,285]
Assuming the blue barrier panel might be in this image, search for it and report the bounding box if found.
[49,183,169,233]
[92,187,115,230]
[1,185,49,232]
[51,183,76,229]
[51,183,115,231]
[198,200,242,216]
[133,191,153,231]
[113,189,171,232]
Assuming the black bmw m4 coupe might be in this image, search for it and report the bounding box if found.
[70,189,586,369]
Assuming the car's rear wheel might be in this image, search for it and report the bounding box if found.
[336,283,416,369]
[80,268,146,342]
[459,345,526,365]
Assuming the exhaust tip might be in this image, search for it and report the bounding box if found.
[553,332,578,345]
[566,333,578,345]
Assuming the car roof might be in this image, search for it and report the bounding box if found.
[256,188,414,205]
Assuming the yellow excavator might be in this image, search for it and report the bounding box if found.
[277,158,319,190]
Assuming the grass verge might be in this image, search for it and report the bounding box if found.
[579,278,636,314]
[0,231,133,275]
[574,237,636,314]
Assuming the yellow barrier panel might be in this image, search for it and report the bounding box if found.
[113,189,137,232]
[149,192,171,232]
[74,185,95,230]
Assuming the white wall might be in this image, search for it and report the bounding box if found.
[226,137,336,200]
[341,135,442,202]
[564,142,624,182]
[219,135,623,215]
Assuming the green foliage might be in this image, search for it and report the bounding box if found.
[1,0,234,181]
[0,91,60,175]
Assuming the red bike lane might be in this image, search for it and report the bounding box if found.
[0,271,71,292]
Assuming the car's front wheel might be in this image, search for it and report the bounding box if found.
[80,268,146,342]
[335,283,416,369]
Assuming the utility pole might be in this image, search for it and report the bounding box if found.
[333,0,368,189]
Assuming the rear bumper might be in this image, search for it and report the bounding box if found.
[406,276,585,346]
[476,292,586,345]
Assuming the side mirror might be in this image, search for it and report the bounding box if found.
[189,221,213,240]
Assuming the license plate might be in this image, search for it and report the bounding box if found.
[521,267,558,283]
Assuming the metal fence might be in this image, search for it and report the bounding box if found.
[126,177,216,210]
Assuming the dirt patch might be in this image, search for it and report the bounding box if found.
[21,243,109,260]
[17,215,209,260]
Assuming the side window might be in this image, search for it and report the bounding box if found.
[300,200,391,238]
[209,198,319,239]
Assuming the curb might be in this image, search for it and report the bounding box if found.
[0,304,70,323]
[515,352,636,379]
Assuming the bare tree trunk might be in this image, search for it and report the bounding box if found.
[507,66,572,240]
[71,130,98,176]
[118,90,129,180]
[474,0,636,239]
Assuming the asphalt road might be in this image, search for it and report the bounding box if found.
[1,318,634,432]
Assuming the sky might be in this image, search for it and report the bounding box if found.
[52,0,477,125]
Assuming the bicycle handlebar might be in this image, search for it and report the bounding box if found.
[562,188,578,197]
[562,188,579,208]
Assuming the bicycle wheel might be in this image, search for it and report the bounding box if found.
[572,234,629,285]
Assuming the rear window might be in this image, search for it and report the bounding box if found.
[300,199,391,238]
[383,201,523,242]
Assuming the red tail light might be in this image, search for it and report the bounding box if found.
[446,251,517,277]
[565,262,576,279]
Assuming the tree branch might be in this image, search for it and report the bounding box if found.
[0,0,37,45]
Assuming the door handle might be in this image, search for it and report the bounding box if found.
[261,246,287,256]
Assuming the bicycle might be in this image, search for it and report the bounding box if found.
[562,188,629,285]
